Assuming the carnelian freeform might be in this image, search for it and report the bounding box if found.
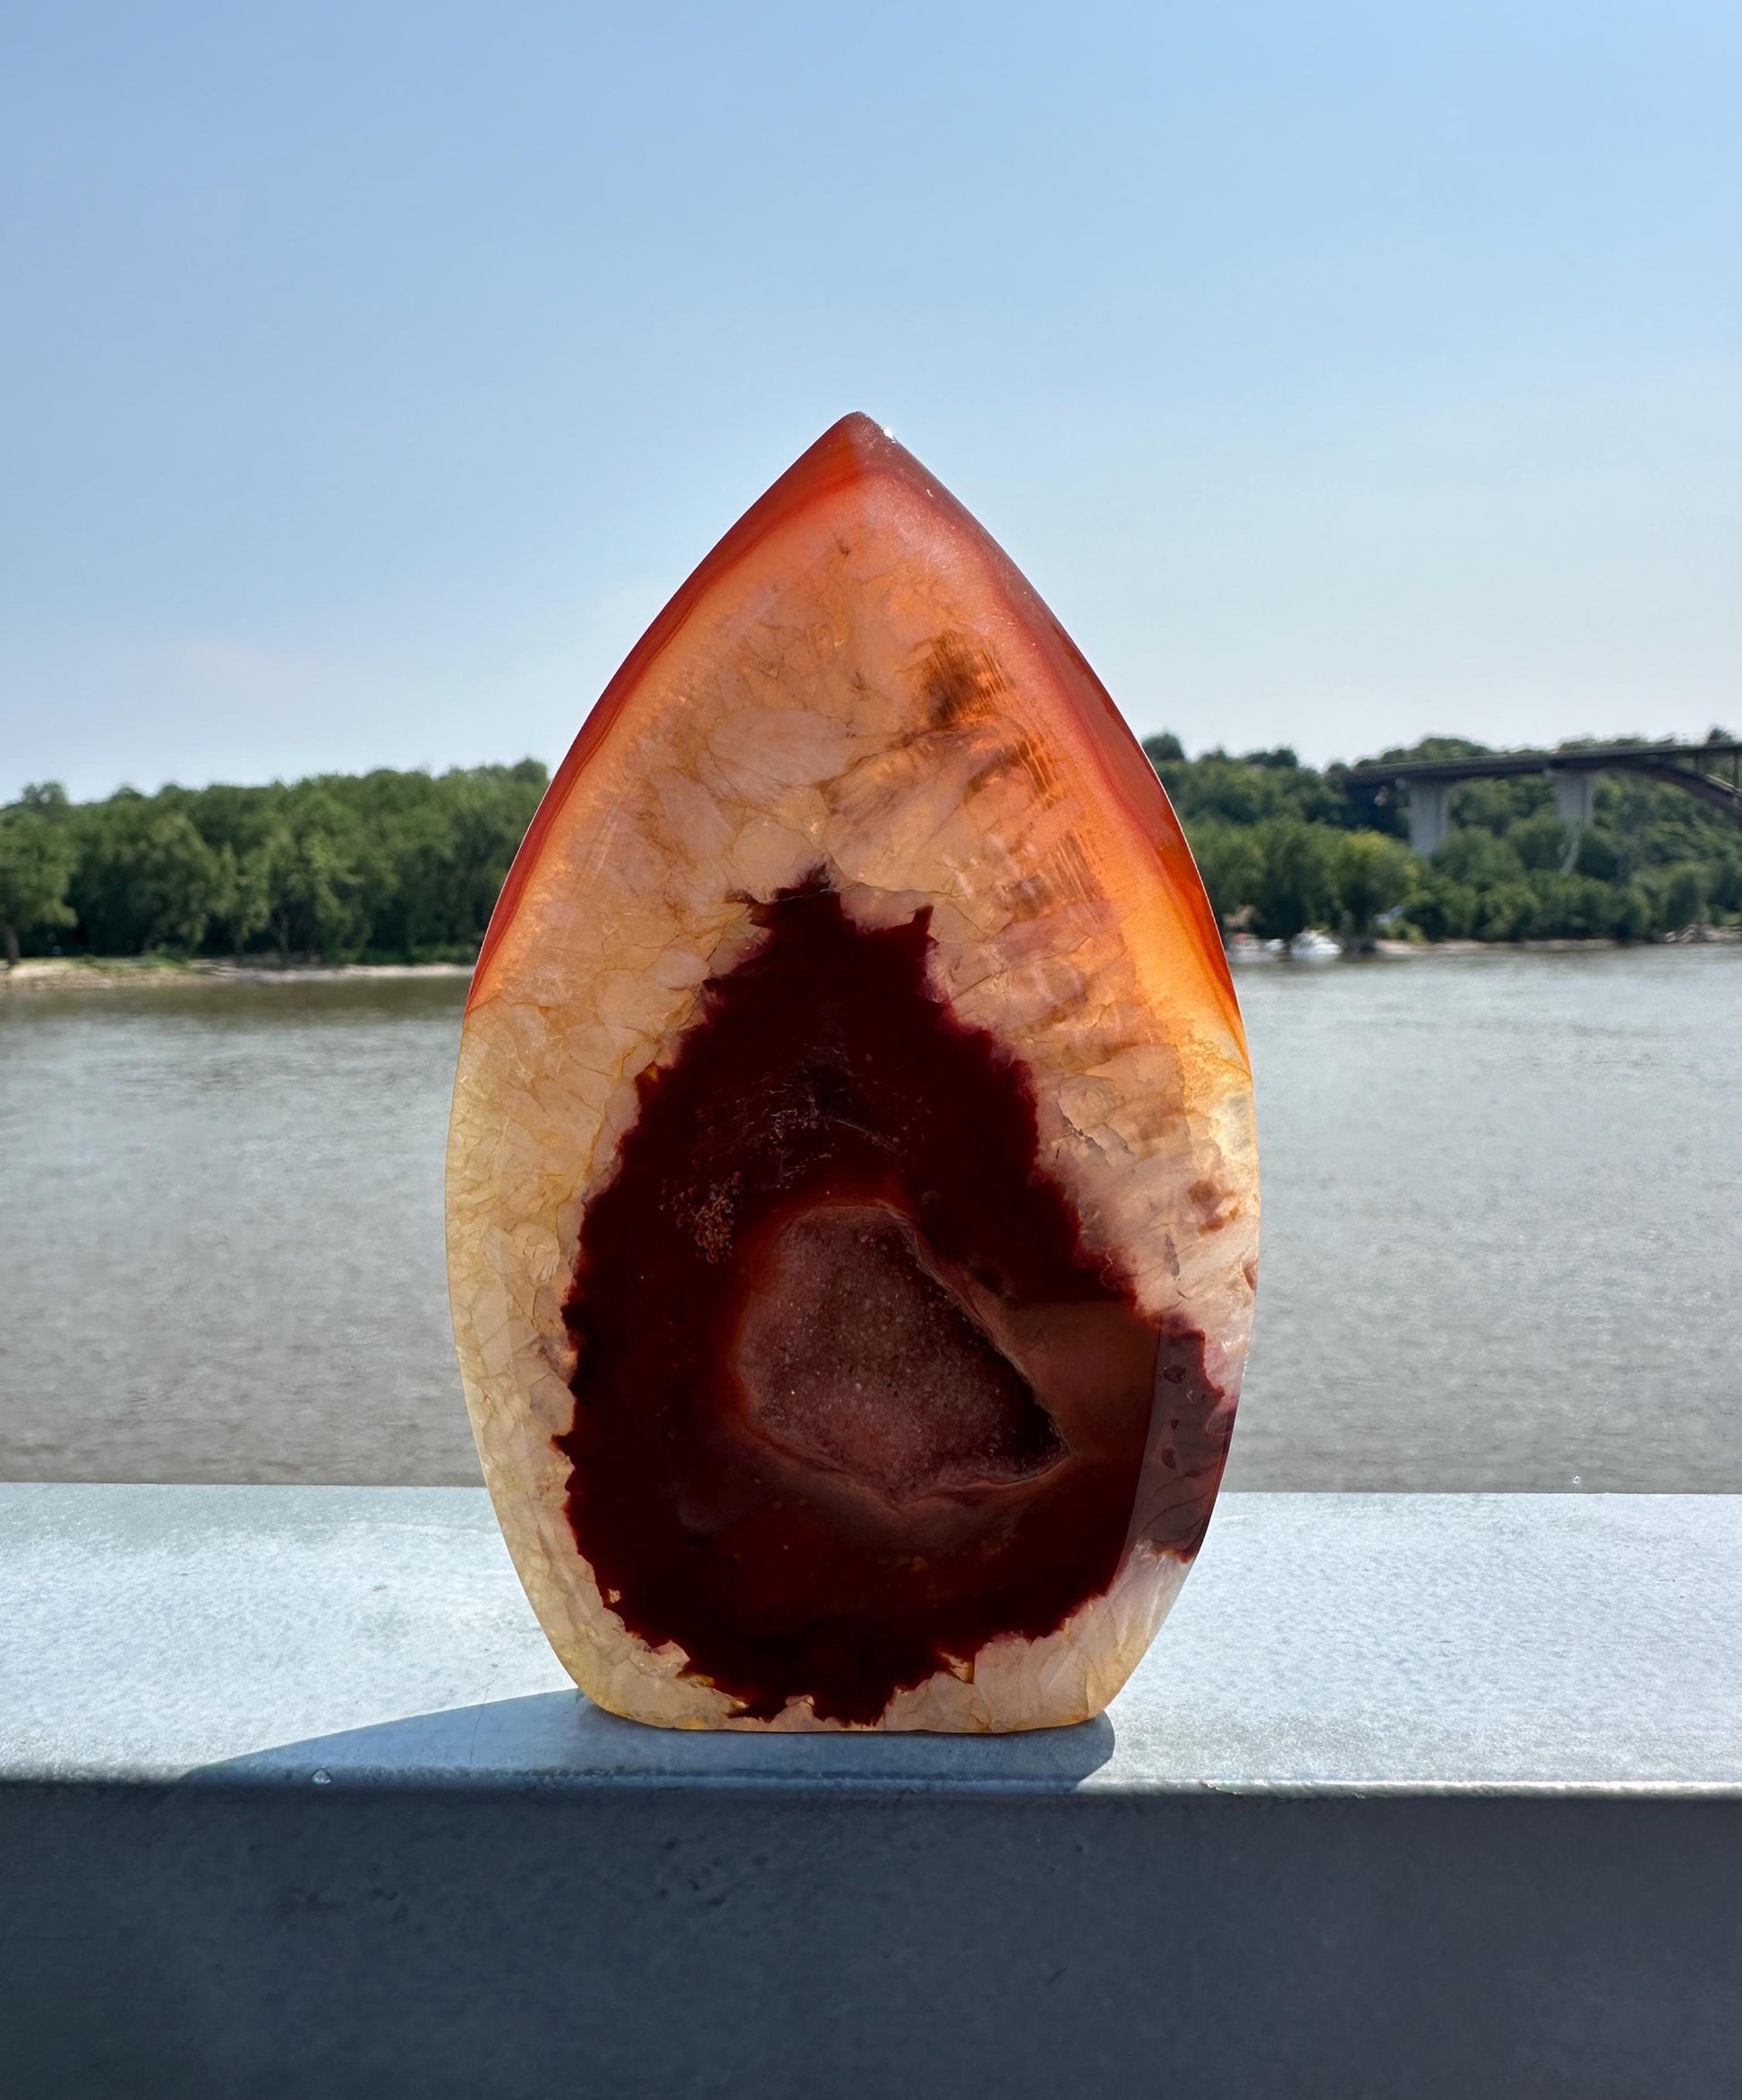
[446,416,1258,1730]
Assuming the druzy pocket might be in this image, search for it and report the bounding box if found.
[446,415,1258,1730]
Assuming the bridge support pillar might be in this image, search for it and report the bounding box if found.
[1547,769,1596,872]
[1406,779,1452,857]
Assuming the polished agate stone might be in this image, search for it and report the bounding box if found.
[446,415,1258,1730]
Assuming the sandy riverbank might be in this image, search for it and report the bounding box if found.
[1231,930,1739,963]
[4,930,1736,993]
[1369,929,1739,957]
[0,958,474,994]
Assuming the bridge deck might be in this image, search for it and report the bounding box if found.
[1346,737,1742,785]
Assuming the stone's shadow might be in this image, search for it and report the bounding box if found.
[189,1689,1117,1792]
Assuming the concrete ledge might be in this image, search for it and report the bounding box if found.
[4,1487,1741,2096]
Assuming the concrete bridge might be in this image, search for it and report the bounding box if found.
[1346,738,1742,859]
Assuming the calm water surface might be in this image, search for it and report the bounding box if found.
[3,950,1738,1490]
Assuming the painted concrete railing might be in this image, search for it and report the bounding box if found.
[4,1484,1740,2098]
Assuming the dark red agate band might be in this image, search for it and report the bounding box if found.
[559,883,1227,1723]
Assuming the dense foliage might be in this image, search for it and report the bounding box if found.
[0,764,548,964]
[2,735,1737,962]
[1145,733,1742,943]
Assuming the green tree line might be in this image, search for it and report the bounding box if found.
[0,764,547,965]
[1146,733,1742,944]
[2,738,1737,965]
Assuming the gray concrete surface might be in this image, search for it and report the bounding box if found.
[4,1485,1741,2096]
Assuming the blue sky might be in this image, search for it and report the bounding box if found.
[4,1,1737,800]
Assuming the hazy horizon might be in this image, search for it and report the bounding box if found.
[5,2,1738,804]
[16,716,1742,810]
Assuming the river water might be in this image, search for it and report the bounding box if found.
[2,949,1738,1490]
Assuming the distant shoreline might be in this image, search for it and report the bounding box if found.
[0,958,474,993]
[4,931,1738,996]
[1370,931,1739,956]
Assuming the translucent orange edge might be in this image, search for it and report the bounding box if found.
[467,414,1242,1056]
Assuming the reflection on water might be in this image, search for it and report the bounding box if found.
[2,977,469,1485]
[2,949,1738,1490]
[1227,947,1742,1490]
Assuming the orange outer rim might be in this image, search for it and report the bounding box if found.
[468,414,1243,1054]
